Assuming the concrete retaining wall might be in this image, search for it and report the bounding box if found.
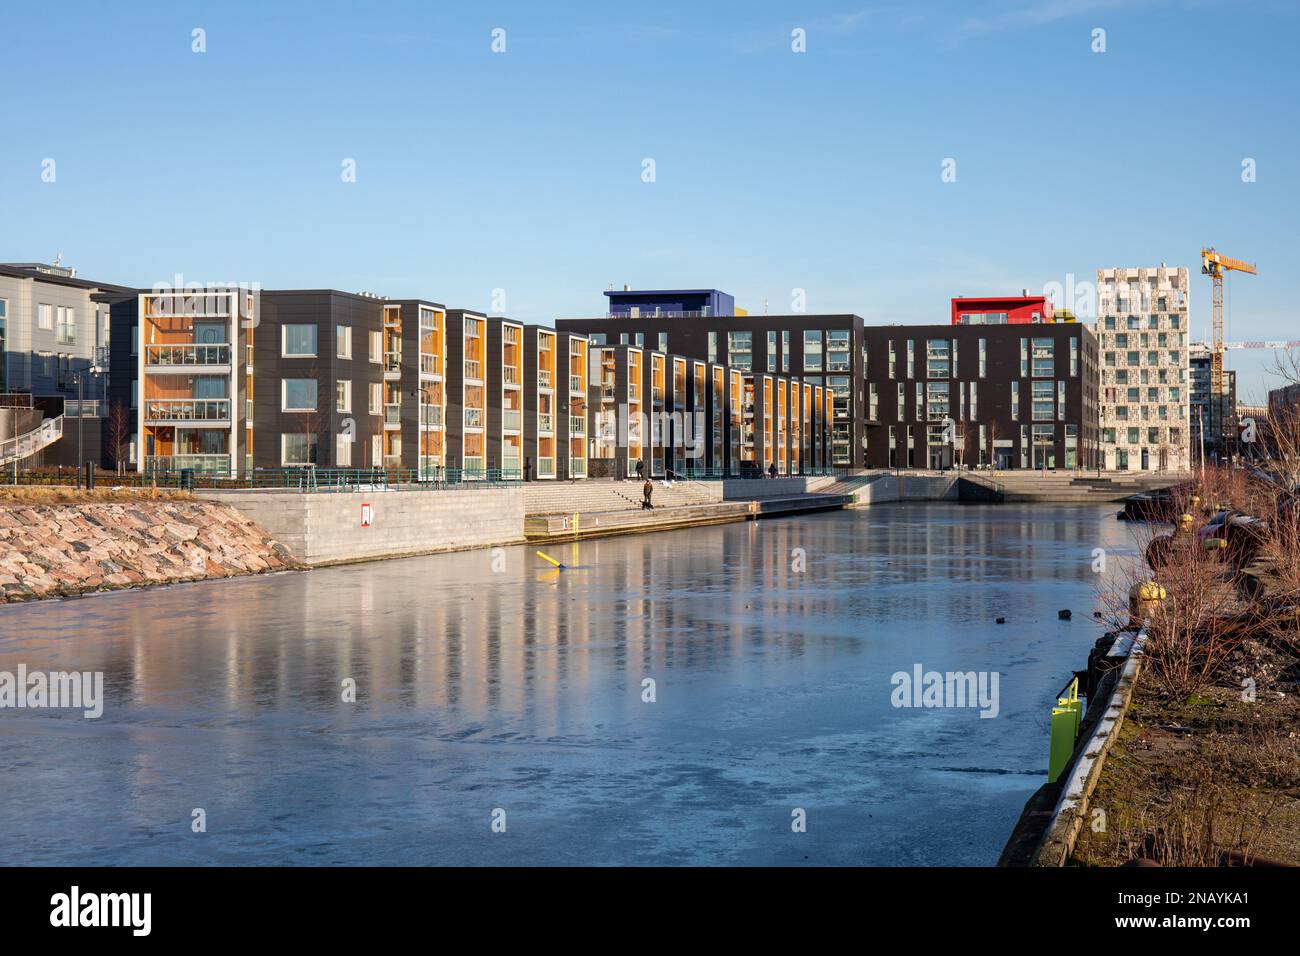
[846,474,961,504]
[722,476,836,499]
[203,487,526,566]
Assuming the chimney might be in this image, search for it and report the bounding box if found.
[623,284,631,292]
[1021,288,1028,297]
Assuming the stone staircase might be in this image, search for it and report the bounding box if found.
[962,471,1188,503]
[523,478,722,515]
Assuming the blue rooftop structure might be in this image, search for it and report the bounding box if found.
[603,288,737,318]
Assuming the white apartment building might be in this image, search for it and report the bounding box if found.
[1095,266,1191,472]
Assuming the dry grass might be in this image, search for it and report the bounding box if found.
[0,486,191,506]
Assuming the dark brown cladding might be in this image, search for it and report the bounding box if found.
[557,313,865,467]
[860,323,1100,469]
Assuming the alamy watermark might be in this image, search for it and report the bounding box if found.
[891,664,1000,718]
[0,665,104,718]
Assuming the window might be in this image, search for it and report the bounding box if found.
[336,379,352,413]
[1058,380,1066,419]
[926,339,950,378]
[658,332,667,352]
[906,341,915,378]
[708,332,717,364]
[1031,381,1054,421]
[335,433,352,467]
[53,306,76,344]
[803,330,822,371]
[915,382,923,421]
[897,382,905,421]
[1019,338,1028,376]
[969,381,977,420]
[1031,338,1054,377]
[1011,381,1020,420]
[369,382,382,415]
[0,298,6,321]
[282,378,317,412]
[38,304,53,330]
[728,331,753,370]
[337,325,352,359]
[767,331,777,372]
[887,340,896,379]
[926,382,950,420]
[282,433,318,466]
[1070,338,1078,376]
[978,338,986,378]
[370,330,383,363]
[282,324,318,357]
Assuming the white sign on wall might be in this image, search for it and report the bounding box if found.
[361,504,373,527]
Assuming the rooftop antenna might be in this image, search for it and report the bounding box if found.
[53,251,63,267]
[763,297,769,315]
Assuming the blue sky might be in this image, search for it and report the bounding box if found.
[3,0,1296,397]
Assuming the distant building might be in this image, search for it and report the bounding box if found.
[950,294,1054,326]
[1095,266,1191,471]
[860,323,1099,470]
[603,287,741,319]
[1189,343,1236,462]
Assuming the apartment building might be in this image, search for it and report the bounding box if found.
[1189,342,1237,462]
[861,324,1099,470]
[557,309,865,467]
[950,294,1055,325]
[1094,267,1191,471]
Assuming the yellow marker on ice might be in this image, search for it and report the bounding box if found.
[536,550,565,569]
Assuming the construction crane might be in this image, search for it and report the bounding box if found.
[1201,247,1257,442]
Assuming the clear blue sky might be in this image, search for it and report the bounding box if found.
[3,0,1296,397]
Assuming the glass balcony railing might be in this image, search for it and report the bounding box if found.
[420,404,443,427]
[144,398,231,422]
[384,403,402,426]
[384,352,402,373]
[537,458,555,477]
[464,407,484,428]
[502,409,522,431]
[144,454,231,474]
[145,344,232,367]
[420,354,441,376]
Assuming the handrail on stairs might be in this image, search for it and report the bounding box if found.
[0,414,64,467]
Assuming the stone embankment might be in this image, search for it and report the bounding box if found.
[0,500,299,602]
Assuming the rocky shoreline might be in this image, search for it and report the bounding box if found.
[0,501,300,602]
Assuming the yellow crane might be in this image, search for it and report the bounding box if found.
[1201,247,1256,443]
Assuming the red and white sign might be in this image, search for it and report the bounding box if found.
[361,504,373,527]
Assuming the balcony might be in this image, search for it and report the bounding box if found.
[145,344,232,369]
[537,458,555,478]
[384,403,402,428]
[144,454,231,474]
[384,352,402,378]
[538,413,553,434]
[420,354,441,377]
[570,374,583,394]
[464,407,484,428]
[420,404,443,427]
[504,366,521,387]
[570,417,585,437]
[464,360,483,381]
[144,398,231,424]
[538,370,553,389]
[503,409,522,432]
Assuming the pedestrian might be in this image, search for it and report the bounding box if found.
[642,478,654,509]
[635,459,645,480]
[768,462,777,478]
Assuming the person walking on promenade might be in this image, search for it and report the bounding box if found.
[642,478,654,510]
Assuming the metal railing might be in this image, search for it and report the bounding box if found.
[538,370,553,388]
[464,407,484,428]
[570,375,583,393]
[0,415,63,466]
[464,360,483,380]
[538,413,553,433]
